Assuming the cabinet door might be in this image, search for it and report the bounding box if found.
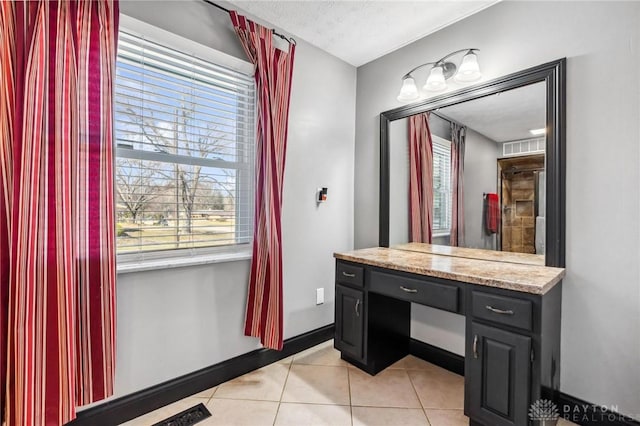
[335,285,364,361]
[465,322,531,426]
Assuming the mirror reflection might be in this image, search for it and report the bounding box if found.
[388,82,546,256]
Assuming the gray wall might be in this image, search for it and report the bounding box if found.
[463,128,498,250]
[430,114,451,141]
[355,1,640,418]
[388,119,409,246]
[114,0,356,397]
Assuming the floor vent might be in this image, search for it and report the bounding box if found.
[152,402,212,426]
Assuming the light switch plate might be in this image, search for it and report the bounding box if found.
[316,288,324,305]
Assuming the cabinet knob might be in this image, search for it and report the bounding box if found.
[355,299,360,317]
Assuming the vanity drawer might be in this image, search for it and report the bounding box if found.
[336,261,364,287]
[471,291,532,331]
[369,271,459,312]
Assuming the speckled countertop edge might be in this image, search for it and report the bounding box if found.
[391,242,546,266]
[334,247,566,295]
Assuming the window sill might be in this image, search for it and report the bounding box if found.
[432,232,451,238]
[116,249,252,274]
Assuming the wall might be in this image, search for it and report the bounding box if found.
[430,114,451,141]
[463,128,498,250]
[388,119,409,246]
[114,0,356,397]
[355,1,640,418]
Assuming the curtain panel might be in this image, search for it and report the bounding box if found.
[0,1,118,425]
[229,11,295,350]
[449,123,466,247]
[408,113,434,244]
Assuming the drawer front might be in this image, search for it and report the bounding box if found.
[369,271,459,312]
[471,291,533,331]
[336,261,364,288]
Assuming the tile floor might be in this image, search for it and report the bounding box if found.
[122,340,577,426]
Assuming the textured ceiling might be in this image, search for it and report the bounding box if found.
[440,82,546,143]
[230,1,499,66]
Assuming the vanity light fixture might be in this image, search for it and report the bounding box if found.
[396,49,482,102]
[529,128,546,136]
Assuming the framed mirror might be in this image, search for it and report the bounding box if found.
[379,59,565,267]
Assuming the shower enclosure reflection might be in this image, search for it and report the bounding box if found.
[498,155,545,254]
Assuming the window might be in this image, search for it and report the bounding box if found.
[432,135,452,235]
[114,22,255,259]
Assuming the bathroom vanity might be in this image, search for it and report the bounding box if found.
[333,245,565,426]
[352,59,567,425]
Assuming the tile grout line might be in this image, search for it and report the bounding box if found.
[346,366,354,426]
[205,385,218,406]
[273,356,294,425]
[406,366,433,425]
[209,398,355,406]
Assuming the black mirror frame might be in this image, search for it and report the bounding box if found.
[379,58,566,267]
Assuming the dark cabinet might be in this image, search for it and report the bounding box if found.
[333,258,562,425]
[335,284,364,361]
[465,321,532,426]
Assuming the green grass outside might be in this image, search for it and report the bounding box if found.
[117,217,236,253]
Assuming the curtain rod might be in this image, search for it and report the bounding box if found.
[202,0,296,45]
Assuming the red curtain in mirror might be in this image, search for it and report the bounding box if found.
[230,11,295,350]
[408,113,434,243]
[450,124,466,246]
[0,1,118,424]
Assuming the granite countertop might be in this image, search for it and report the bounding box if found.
[334,247,565,295]
[392,243,545,266]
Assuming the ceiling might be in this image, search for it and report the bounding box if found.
[230,1,499,67]
[439,82,546,143]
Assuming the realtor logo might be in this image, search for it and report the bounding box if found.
[529,399,560,424]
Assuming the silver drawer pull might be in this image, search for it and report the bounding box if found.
[486,305,514,315]
[473,335,479,359]
[400,286,418,293]
[355,299,360,317]
[342,272,356,278]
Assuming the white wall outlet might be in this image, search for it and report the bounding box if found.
[316,288,324,305]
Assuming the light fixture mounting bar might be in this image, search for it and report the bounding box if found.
[435,48,479,65]
[401,48,480,79]
[402,62,437,79]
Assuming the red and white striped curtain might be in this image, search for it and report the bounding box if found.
[450,124,466,247]
[230,12,295,350]
[408,113,434,243]
[0,1,118,425]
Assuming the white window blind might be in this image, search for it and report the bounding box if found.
[432,136,452,234]
[115,30,255,257]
